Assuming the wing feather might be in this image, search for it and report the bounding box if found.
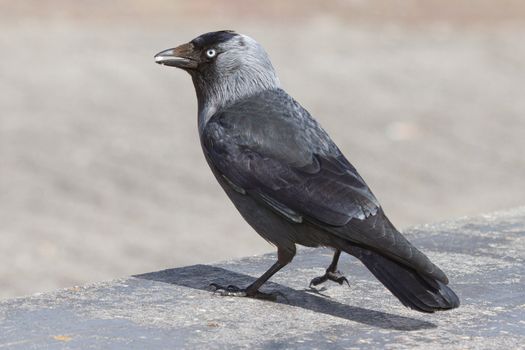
[202,89,379,226]
[201,88,447,282]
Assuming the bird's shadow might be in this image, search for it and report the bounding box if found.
[134,264,436,331]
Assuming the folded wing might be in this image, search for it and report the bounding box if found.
[202,88,447,282]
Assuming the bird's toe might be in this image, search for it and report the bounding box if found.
[310,270,350,288]
[209,283,247,297]
[331,272,350,287]
[209,283,285,301]
[309,275,328,287]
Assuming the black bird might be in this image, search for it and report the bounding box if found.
[155,30,460,313]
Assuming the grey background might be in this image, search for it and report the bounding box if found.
[1,1,524,299]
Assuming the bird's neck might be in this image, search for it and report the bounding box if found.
[192,70,280,132]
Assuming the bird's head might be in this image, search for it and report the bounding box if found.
[155,31,280,123]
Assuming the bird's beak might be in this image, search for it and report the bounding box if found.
[154,43,199,69]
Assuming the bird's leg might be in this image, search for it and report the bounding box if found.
[210,261,285,301]
[210,246,294,301]
[309,250,349,287]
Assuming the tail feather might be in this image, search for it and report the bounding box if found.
[347,246,460,313]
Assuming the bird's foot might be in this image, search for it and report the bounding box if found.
[309,270,350,288]
[209,283,285,301]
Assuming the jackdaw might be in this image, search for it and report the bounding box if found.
[155,30,460,312]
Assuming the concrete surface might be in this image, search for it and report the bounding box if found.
[1,207,524,349]
[1,1,525,300]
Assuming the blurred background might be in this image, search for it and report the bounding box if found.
[1,0,524,299]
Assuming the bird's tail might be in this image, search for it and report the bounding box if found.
[344,246,460,313]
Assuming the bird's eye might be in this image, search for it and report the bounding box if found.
[206,49,217,58]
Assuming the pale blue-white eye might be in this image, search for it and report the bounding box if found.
[206,49,217,58]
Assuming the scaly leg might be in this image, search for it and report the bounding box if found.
[309,250,349,287]
[210,246,295,301]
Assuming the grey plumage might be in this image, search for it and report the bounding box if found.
[193,34,280,130]
[155,30,460,312]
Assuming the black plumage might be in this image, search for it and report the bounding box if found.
[190,30,237,49]
[155,31,460,312]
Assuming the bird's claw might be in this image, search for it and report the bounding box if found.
[210,283,247,297]
[209,283,286,302]
[309,270,350,288]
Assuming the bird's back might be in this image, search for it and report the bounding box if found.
[201,88,448,283]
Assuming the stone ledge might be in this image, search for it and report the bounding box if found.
[1,207,524,349]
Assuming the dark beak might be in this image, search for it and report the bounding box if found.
[154,43,199,69]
